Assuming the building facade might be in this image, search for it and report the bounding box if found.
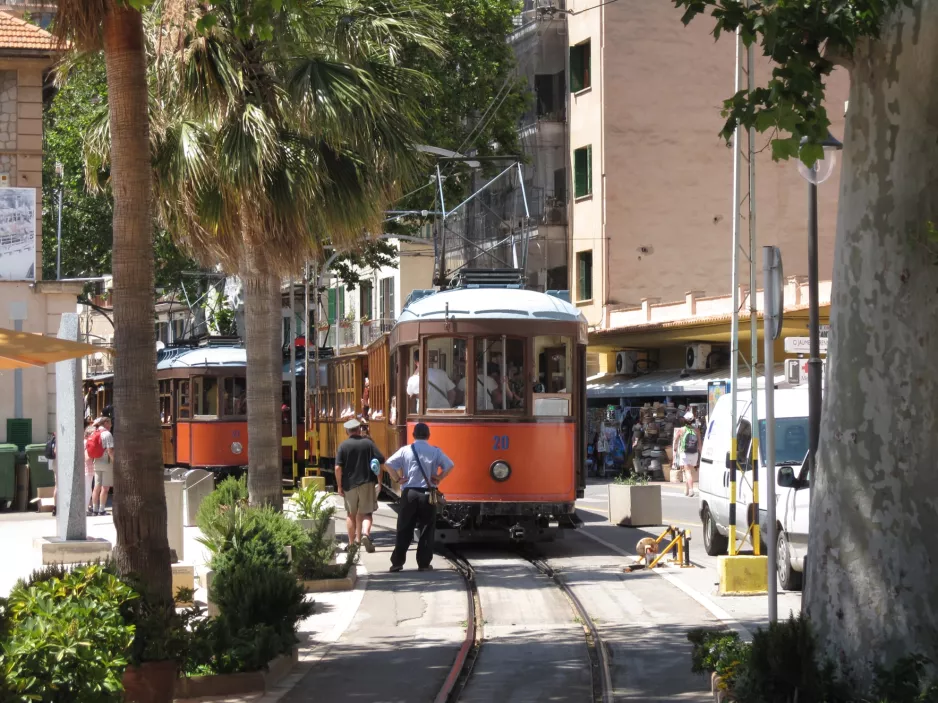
[0,12,78,447]
[566,0,847,329]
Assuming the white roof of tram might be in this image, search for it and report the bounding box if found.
[157,347,246,369]
[398,287,585,323]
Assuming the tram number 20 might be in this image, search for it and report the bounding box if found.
[492,435,510,451]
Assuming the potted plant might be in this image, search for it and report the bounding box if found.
[121,582,186,703]
[289,483,336,542]
[340,306,356,328]
[317,321,330,332]
[608,472,662,526]
[360,314,371,326]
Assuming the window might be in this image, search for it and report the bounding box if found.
[172,317,186,342]
[570,40,591,92]
[222,377,247,416]
[360,281,374,320]
[535,71,565,119]
[194,376,219,417]
[464,337,525,413]
[759,417,809,467]
[573,145,592,198]
[177,381,191,419]
[576,251,593,301]
[327,287,346,323]
[155,321,169,345]
[159,380,174,423]
[534,336,573,417]
[379,277,395,321]
[406,339,466,413]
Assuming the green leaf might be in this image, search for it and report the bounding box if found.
[799,142,825,168]
[771,137,800,162]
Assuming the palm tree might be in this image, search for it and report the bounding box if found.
[147,0,442,506]
[55,1,172,602]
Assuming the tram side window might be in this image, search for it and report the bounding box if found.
[533,335,573,417]
[468,337,525,412]
[159,381,173,423]
[222,377,247,416]
[178,381,191,419]
[194,377,219,417]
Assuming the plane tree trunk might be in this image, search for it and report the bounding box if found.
[804,0,938,688]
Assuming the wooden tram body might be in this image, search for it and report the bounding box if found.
[310,284,588,541]
[154,345,302,476]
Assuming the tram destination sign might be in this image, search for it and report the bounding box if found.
[784,336,828,355]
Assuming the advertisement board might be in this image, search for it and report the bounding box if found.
[0,188,36,281]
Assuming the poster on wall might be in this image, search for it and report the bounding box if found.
[0,188,37,281]
[708,380,730,418]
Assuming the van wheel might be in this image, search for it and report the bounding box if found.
[777,530,803,591]
[703,507,728,556]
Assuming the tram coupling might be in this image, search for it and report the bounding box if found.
[509,523,526,541]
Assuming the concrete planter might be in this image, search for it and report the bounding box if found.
[608,484,662,526]
[297,516,336,542]
[174,648,298,700]
[300,567,357,593]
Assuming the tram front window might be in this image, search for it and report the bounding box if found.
[468,337,524,412]
[194,377,219,417]
[408,338,465,412]
[222,377,247,416]
[533,335,573,416]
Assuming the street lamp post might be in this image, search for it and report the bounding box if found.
[55,162,64,280]
[797,133,842,475]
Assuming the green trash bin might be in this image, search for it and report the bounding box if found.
[0,443,16,505]
[26,443,55,502]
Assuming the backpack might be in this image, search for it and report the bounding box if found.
[44,436,56,460]
[680,428,699,454]
[86,429,105,460]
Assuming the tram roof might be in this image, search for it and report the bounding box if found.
[398,287,584,324]
[157,347,246,369]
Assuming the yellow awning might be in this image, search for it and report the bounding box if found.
[0,328,112,370]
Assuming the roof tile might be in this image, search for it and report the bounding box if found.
[0,11,57,52]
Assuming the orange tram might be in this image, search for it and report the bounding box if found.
[311,277,589,542]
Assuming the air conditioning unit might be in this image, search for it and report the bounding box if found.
[615,350,648,375]
[685,343,712,371]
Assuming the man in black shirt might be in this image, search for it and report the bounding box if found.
[335,418,385,552]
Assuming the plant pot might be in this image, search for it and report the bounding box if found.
[297,516,336,541]
[608,484,662,527]
[300,566,358,593]
[122,660,177,703]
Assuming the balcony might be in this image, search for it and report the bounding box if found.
[85,346,114,377]
[315,319,395,350]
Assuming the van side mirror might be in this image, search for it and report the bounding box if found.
[777,466,796,488]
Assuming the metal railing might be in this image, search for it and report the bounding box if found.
[86,346,114,376]
[316,318,396,350]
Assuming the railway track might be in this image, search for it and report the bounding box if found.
[369,510,613,702]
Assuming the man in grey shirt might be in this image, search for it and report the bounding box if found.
[384,422,455,572]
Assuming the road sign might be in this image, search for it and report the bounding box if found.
[784,336,827,355]
[785,358,809,385]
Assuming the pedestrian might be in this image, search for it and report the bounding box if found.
[673,410,701,497]
[335,418,385,553]
[87,416,114,516]
[406,350,456,410]
[384,422,455,573]
[83,418,96,516]
[45,433,56,516]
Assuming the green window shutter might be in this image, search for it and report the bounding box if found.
[574,146,592,198]
[586,145,592,196]
[570,45,583,93]
[577,252,593,301]
[327,289,336,323]
[583,42,591,90]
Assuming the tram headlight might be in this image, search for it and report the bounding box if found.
[490,460,511,482]
[231,442,243,455]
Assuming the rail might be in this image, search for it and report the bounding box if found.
[435,548,482,703]
[523,552,614,703]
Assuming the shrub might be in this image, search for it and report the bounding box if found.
[869,655,938,703]
[1,564,137,702]
[185,618,284,676]
[687,627,751,693]
[195,475,247,531]
[733,614,848,703]
[250,506,311,560]
[295,517,356,581]
[614,472,649,486]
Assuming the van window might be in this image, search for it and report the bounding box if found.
[758,417,809,466]
[736,418,752,469]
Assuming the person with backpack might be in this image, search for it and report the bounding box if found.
[83,418,96,515]
[87,416,114,516]
[673,410,701,497]
[384,423,455,573]
[45,434,56,516]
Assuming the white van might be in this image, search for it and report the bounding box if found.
[698,387,810,590]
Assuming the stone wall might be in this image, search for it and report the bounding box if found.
[0,70,16,156]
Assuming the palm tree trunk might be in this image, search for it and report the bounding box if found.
[243,209,285,509]
[103,2,172,603]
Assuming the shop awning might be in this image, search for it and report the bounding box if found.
[0,328,111,370]
[587,365,787,399]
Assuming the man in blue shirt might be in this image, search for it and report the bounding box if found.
[384,422,455,572]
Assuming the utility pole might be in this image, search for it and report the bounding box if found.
[55,162,63,280]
